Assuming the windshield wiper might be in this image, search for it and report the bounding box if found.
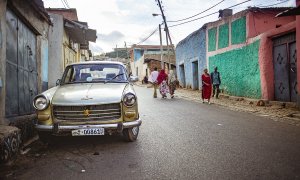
[105,73,125,84]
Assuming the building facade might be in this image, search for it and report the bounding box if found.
[47,8,96,88]
[130,45,175,81]
[0,0,51,143]
[176,26,206,90]
[206,8,296,100]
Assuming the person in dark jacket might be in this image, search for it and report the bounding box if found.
[211,67,221,98]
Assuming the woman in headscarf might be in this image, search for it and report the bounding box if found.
[201,68,212,104]
[157,69,169,98]
[168,70,177,98]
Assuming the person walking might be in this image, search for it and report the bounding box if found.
[149,67,159,98]
[168,69,177,98]
[211,67,221,98]
[157,69,169,98]
[201,68,212,104]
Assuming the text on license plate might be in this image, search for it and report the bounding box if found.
[72,128,104,136]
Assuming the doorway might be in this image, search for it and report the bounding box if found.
[192,61,199,90]
[179,64,186,88]
[273,32,297,102]
[5,9,38,117]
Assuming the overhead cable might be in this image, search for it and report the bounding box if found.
[257,0,291,8]
[167,0,226,22]
[60,0,67,8]
[169,0,251,28]
[63,0,70,8]
[136,27,159,45]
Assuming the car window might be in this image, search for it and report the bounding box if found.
[62,64,127,84]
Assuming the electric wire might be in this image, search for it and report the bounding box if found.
[63,0,70,8]
[169,0,251,28]
[257,0,291,8]
[60,0,67,8]
[136,27,159,45]
[167,0,226,22]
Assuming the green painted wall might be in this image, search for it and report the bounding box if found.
[218,23,229,49]
[208,27,217,52]
[231,16,246,45]
[209,40,261,98]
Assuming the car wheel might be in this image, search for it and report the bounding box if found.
[123,126,139,142]
[38,131,52,143]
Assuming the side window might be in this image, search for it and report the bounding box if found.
[63,67,75,83]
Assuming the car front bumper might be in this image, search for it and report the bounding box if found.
[35,118,142,133]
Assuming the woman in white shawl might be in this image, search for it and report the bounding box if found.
[168,70,177,98]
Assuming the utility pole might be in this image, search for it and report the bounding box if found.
[156,0,174,52]
[116,44,118,58]
[165,29,170,71]
[124,41,131,74]
[159,23,164,69]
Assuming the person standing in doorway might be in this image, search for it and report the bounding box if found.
[149,67,159,98]
[211,67,221,98]
[168,69,177,98]
[201,68,212,104]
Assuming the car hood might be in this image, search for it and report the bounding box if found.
[51,83,128,106]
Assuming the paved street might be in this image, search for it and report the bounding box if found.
[4,86,300,180]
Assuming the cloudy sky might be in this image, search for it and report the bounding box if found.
[43,0,295,54]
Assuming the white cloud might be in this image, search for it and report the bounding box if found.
[43,0,295,53]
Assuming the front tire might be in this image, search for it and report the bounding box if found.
[123,126,139,142]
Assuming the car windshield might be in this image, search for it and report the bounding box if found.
[61,63,128,84]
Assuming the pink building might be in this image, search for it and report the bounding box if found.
[207,7,297,102]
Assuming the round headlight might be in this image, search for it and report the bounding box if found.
[123,93,136,107]
[33,95,49,110]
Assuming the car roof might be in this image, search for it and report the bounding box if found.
[68,61,125,66]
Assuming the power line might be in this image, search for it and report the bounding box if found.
[167,0,226,23]
[136,27,159,45]
[63,0,70,8]
[169,0,251,28]
[257,0,291,8]
[60,0,67,8]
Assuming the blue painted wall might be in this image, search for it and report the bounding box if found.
[175,27,206,89]
[41,39,48,91]
[134,49,144,61]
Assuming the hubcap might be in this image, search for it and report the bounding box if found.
[132,127,138,136]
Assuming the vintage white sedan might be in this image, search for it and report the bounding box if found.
[33,61,141,142]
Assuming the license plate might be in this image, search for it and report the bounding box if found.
[72,128,104,136]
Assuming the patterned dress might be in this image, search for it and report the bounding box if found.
[160,80,169,97]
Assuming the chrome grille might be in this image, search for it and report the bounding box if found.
[53,104,121,121]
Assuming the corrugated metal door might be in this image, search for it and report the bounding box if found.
[5,9,18,116]
[5,9,38,117]
[273,33,297,102]
[289,42,297,102]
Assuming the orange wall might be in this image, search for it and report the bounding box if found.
[247,11,296,39]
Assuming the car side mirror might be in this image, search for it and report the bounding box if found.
[129,75,138,82]
[56,79,61,86]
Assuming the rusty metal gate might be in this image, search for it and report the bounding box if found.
[273,32,297,102]
[5,9,38,117]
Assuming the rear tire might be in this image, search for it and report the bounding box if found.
[123,126,139,142]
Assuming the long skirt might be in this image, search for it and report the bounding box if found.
[160,80,169,97]
[169,81,176,95]
[202,85,212,99]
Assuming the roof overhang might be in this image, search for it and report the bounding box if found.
[144,58,175,65]
[276,6,300,17]
[64,19,97,44]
